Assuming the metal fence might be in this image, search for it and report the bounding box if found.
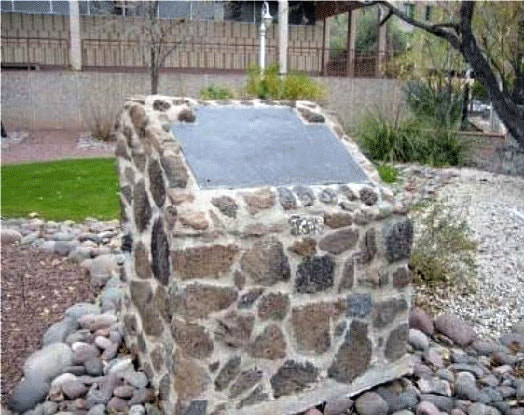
[1,34,394,78]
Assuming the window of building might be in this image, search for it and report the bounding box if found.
[425,5,432,21]
[402,2,415,19]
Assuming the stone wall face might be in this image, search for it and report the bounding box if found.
[115,96,413,415]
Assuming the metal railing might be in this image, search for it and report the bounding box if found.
[1,35,396,78]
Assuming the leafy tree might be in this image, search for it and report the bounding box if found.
[362,1,524,147]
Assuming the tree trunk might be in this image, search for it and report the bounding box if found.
[458,2,524,145]
[150,48,158,94]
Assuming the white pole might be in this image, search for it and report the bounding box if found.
[259,11,266,69]
[278,0,288,75]
[69,0,82,70]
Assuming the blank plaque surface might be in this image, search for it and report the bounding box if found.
[171,106,369,189]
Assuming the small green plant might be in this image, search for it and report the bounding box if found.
[410,200,477,287]
[377,164,399,183]
[199,84,235,100]
[244,64,325,101]
[356,112,470,167]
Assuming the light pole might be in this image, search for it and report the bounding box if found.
[259,1,273,70]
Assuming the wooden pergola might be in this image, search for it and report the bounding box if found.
[313,1,388,77]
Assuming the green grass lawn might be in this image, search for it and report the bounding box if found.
[1,158,120,221]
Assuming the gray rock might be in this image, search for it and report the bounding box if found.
[480,374,499,388]
[277,187,297,210]
[468,403,501,415]
[62,380,88,400]
[355,392,389,415]
[94,336,113,350]
[81,254,119,287]
[41,401,58,415]
[50,373,77,388]
[512,319,524,335]
[423,348,444,369]
[8,377,49,412]
[40,241,55,252]
[481,387,503,402]
[416,401,441,415]
[113,385,135,398]
[449,363,485,378]
[50,231,75,241]
[319,188,338,204]
[21,232,39,245]
[86,403,106,415]
[472,340,502,356]
[515,379,524,400]
[65,329,91,344]
[63,365,86,376]
[53,241,76,255]
[42,318,78,346]
[393,412,415,415]
[409,329,430,351]
[376,386,418,412]
[499,333,524,351]
[107,397,128,412]
[105,357,133,375]
[491,351,517,365]
[64,303,100,323]
[294,185,315,206]
[436,368,454,383]
[419,395,454,413]
[23,343,73,383]
[1,229,22,244]
[68,246,92,263]
[417,377,451,396]
[123,371,148,389]
[455,374,489,402]
[85,358,104,376]
[130,405,146,415]
[324,398,354,415]
[73,343,100,364]
[434,314,476,347]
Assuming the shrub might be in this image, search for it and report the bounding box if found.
[377,164,399,183]
[410,200,477,287]
[199,84,235,100]
[404,80,463,129]
[84,104,118,142]
[244,64,325,101]
[356,112,470,167]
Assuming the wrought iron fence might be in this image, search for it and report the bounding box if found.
[1,35,395,78]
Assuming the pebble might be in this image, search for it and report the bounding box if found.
[355,392,389,415]
[123,371,149,389]
[409,329,430,351]
[324,398,353,415]
[416,401,441,415]
[62,380,88,400]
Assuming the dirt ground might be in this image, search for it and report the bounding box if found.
[0,242,97,404]
[1,129,114,165]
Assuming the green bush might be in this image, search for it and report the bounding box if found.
[356,112,470,167]
[377,164,399,183]
[410,201,477,287]
[404,80,463,129]
[244,64,325,101]
[199,84,235,100]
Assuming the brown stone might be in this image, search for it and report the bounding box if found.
[373,297,408,328]
[249,324,286,360]
[257,293,290,321]
[170,284,238,319]
[392,266,412,288]
[133,180,152,232]
[319,228,359,255]
[385,324,408,361]
[233,271,246,290]
[142,304,164,337]
[240,238,290,286]
[215,311,255,348]
[161,154,189,188]
[229,369,263,399]
[124,314,137,336]
[173,350,210,401]
[115,139,130,160]
[288,238,317,257]
[167,190,194,205]
[154,285,170,323]
[164,205,177,228]
[270,360,319,398]
[151,218,170,285]
[214,356,241,391]
[150,345,164,373]
[291,302,343,354]
[241,223,285,237]
[324,212,352,229]
[338,260,354,292]
[171,244,239,280]
[360,228,377,263]
[178,211,209,230]
[131,151,146,172]
[130,280,152,312]
[148,159,166,207]
[171,318,214,359]
[328,321,372,383]
[129,104,147,131]
[121,185,133,204]
[211,196,238,218]
[134,241,152,279]
[242,188,275,214]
